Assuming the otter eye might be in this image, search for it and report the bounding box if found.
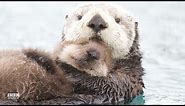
[115,18,120,24]
[65,15,68,19]
[77,15,82,20]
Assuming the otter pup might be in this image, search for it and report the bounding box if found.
[0,41,112,103]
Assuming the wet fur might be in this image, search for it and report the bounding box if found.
[73,22,144,104]
[54,22,144,105]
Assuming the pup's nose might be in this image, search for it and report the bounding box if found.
[87,49,100,60]
[87,14,108,32]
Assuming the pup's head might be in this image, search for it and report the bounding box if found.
[62,3,137,59]
[55,41,112,77]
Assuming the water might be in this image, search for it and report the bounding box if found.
[0,2,185,105]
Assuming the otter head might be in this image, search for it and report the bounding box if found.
[55,41,112,77]
[62,3,137,59]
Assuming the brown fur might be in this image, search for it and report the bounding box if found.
[0,49,72,101]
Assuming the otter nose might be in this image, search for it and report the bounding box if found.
[87,14,108,32]
[87,49,100,60]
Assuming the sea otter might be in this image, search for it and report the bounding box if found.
[0,41,112,104]
[48,3,145,105]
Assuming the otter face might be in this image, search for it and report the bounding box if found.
[62,3,136,59]
[56,41,112,77]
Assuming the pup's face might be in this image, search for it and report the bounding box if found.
[62,3,136,59]
[56,41,112,77]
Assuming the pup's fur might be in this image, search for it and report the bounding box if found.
[0,41,112,102]
[0,49,72,101]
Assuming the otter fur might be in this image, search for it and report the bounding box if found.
[0,49,72,101]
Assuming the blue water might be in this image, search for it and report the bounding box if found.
[0,2,185,105]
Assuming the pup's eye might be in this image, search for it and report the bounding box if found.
[115,18,120,24]
[77,15,82,20]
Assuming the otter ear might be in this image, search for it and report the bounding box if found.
[135,21,138,28]
[135,22,139,40]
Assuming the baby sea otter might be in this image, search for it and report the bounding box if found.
[0,41,112,103]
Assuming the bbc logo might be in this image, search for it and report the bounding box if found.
[7,92,20,100]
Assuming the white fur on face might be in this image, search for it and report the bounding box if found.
[62,3,136,59]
